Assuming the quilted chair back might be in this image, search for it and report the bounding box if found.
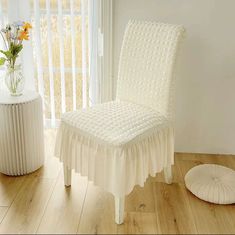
[116,20,184,121]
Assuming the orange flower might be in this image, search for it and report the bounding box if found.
[18,30,29,40]
[23,22,32,31]
[23,22,32,30]
[18,22,32,41]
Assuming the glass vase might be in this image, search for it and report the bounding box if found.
[5,64,24,96]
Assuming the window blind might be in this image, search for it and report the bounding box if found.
[0,0,113,127]
[31,0,89,127]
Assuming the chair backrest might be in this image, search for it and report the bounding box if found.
[116,20,184,121]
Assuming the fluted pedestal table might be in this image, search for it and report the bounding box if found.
[0,90,44,175]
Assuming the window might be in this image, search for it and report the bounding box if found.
[31,0,89,126]
[0,0,112,127]
[0,0,90,127]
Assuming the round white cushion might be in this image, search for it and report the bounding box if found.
[185,164,235,204]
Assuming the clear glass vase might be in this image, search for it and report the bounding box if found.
[5,64,24,96]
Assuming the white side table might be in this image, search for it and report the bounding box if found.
[0,90,44,175]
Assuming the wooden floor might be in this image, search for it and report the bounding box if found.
[0,129,235,234]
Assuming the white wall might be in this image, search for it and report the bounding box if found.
[113,0,235,154]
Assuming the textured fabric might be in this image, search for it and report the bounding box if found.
[55,101,174,196]
[185,164,235,204]
[61,101,170,147]
[117,20,184,121]
[55,20,185,197]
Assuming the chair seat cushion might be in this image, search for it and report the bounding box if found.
[61,101,169,147]
[55,101,174,197]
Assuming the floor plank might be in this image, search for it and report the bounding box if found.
[28,155,62,179]
[153,182,197,234]
[0,177,55,234]
[77,182,117,234]
[177,154,202,180]
[125,177,155,213]
[210,155,235,170]
[186,188,235,234]
[36,171,88,234]
[0,207,8,224]
[214,204,235,233]
[117,212,160,234]
[0,174,25,206]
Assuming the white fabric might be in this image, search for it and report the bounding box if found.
[61,101,170,147]
[55,20,185,197]
[55,101,174,196]
[117,20,184,121]
[185,164,235,204]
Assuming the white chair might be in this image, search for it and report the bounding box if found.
[55,20,185,224]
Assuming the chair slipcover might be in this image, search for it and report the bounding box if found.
[55,20,184,197]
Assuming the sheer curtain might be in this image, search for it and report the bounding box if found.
[32,0,90,127]
[0,0,34,91]
[0,0,113,127]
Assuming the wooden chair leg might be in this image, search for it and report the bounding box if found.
[115,196,125,224]
[164,165,173,184]
[64,164,72,187]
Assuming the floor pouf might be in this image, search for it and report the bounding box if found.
[185,164,235,204]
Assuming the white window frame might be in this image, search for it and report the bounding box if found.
[89,0,113,105]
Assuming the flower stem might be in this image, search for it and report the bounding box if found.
[0,31,8,50]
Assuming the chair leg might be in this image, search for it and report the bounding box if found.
[64,164,71,187]
[115,196,125,225]
[164,165,173,184]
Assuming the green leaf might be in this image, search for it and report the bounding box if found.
[15,44,23,54]
[0,50,6,55]
[0,50,13,59]
[9,43,23,57]
[0,57,6,66]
